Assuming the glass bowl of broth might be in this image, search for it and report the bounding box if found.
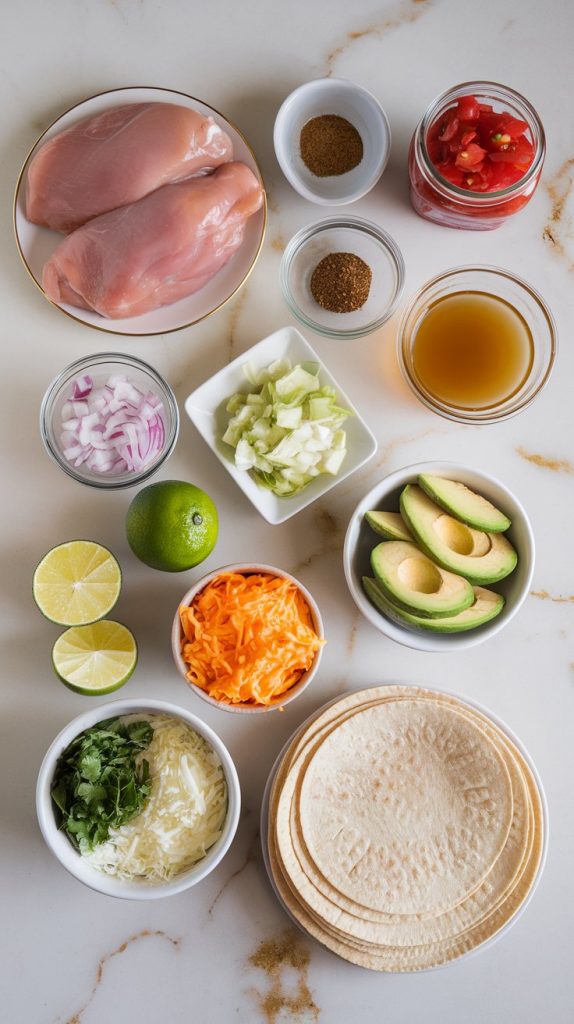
[397,266,556,423]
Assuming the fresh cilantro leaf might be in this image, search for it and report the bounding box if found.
[50,717,153,852]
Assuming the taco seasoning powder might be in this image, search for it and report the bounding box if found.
[310,252,372,313]
[300,115,363,177]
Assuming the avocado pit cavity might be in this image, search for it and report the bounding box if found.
[433,515,492,558]
[398,556,443,594]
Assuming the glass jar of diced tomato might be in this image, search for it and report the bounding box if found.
[408,81,545,230]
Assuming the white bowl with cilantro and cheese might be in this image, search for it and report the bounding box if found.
[36,699,241,899]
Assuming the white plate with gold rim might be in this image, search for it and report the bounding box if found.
[14,86,267,337]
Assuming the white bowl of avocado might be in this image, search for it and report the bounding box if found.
[343,462,534,652]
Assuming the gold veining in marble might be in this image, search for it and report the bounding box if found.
[324,0,432,75]
[290,504,345,574]
[227,286,250,362]
[531,590,574,604]
[208,829,260,917]
[543,157,574,268]
[516,447,573,474]
[248,928,320,1024]
[346,606,361,657]
[65,930,180,1024]
[270,232,287,252]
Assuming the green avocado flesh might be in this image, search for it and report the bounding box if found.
[362,577,505,633]
[370,541,474,617]
[417,474,511,533]
[400,485,517,585]
[364,510,413,541]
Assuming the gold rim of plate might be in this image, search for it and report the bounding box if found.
[13,85,268,338]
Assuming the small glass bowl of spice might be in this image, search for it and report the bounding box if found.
[274,78,391,205]
[281,217,405,340]
[40,352,179,488]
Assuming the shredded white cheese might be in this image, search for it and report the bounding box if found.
[83,714,228,882]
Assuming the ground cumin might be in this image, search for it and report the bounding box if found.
[310,252,372,313]
[300,114,363,177]
[248,929,320,1024]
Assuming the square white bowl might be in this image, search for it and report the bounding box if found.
[184,325,377,524]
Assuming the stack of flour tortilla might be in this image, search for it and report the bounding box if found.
[266,685,544,971]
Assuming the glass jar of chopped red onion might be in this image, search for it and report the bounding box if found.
[40,353,179,488]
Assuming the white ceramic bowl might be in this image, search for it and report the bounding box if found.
[14,86,266,337]
[36,698,241,899]
[172,562,324,713]
[273,78,390,205]
[343,462,535,652]
[184,324,377,524]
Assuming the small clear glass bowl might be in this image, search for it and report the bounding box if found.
[281,217,405,340]
[397,266,557,424]
[40,352,179,488]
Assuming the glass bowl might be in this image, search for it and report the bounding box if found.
[409,80,545,231]
[281,217,405,340]
[397,266,556,424]
[40,352,179,488]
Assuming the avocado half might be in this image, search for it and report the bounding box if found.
[362,577,505,633]
[418,474,511,532]
[400,485,517,585]
[370,540,474,618]
[365,510,413,541]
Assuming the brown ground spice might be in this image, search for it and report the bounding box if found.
[310,251,372,313]
[300,114,363,177]
[248,928,320,1024]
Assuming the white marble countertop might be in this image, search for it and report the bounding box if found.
[2,0,574,1021]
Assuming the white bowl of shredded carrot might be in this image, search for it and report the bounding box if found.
[172,564,325,713]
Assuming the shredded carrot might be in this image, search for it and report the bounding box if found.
[179,572,324,706]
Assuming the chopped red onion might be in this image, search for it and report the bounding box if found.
[60,373,166,475]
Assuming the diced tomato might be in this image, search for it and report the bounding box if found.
[438,116,459,142]
[425,94,535,194]
[457,95,480,121]
[455,143,487,169]
[461,130,477,146]
[504,116,529,136]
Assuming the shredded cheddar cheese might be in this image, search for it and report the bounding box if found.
[179,572,324,706]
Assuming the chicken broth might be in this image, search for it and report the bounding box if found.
[412,291,534,411]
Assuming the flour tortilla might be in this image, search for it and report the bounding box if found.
[278,705,531,944]
[271,773,542,972]
[274,692,528,919]
[296,699,514,915]
[266,686,543,970]
[267,742,542,971]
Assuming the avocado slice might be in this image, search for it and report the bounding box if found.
[418,474,511,532]
[370,541,474,617]
[401,485,517,585]
[365,510,413,541]
[362,577,505,633]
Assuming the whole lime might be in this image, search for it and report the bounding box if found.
[126,480,218,572]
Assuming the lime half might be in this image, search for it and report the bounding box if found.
[52,620,137,695]
[33,540,122,626]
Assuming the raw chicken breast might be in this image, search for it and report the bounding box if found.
[26,103,233,233]
[42,162,264,319]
